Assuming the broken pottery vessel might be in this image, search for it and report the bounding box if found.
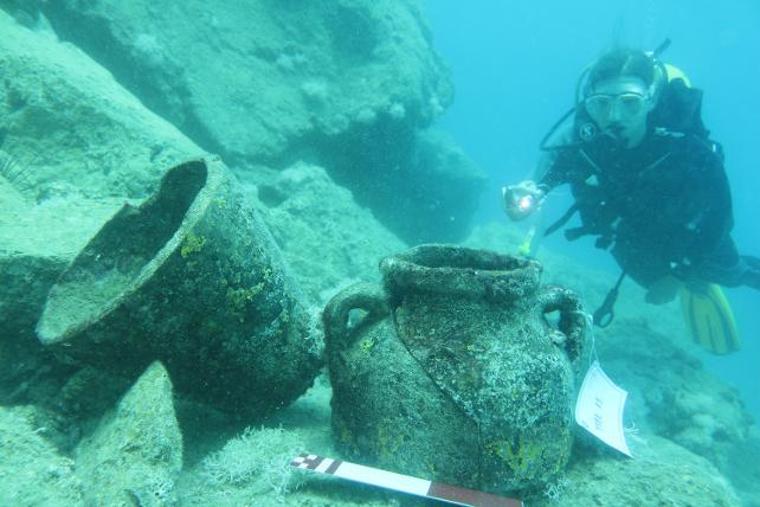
[37,157,321,416]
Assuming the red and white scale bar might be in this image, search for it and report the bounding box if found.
[290,453,523,507]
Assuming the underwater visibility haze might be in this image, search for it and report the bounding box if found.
[0,1,758,505]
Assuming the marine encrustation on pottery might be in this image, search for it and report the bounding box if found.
[324,244,586,494]
[36,157,321,417]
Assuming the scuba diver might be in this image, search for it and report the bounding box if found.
[501,40,760,354]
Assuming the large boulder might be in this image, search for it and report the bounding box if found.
[39,0,485,242]
[40,0,450,165]
[0,11,202,202]
[0,163,127,354]
[323,127,487,243]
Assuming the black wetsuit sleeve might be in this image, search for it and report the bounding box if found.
[534,123,577,192]
[535,149,575,192]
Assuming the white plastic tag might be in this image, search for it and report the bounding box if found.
[574,360,632,457]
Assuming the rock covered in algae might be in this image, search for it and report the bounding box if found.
[0,10,201,202]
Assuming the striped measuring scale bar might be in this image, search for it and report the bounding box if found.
[290,453,523,507]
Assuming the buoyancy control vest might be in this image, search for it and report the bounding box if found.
[538,64,727,326]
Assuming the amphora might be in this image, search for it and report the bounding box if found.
[36,157,321,417]
[324,244,586,493]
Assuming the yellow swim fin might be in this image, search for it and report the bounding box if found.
[679,282,741,355]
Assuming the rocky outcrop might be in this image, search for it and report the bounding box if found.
[0,11,203,202]
[39,0,485,242]
[41,0,450,165]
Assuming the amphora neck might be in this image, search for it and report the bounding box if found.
[380,244,542,304]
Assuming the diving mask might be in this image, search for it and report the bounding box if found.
[584,91,650,123]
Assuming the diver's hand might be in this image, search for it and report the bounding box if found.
[501,180,546,221]
[645,275,682,305]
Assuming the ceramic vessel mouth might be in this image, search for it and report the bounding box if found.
[37,159,216,344]
[380,244,542,299]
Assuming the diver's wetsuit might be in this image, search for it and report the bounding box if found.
[537,80,760,291]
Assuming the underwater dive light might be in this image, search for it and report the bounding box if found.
[517,194,535,213]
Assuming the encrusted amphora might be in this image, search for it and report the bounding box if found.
[324,244,587,493]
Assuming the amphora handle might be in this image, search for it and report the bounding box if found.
[323,283,390,352]
[537,286,587,365]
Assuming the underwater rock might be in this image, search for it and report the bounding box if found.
[0,198,124,340]
[38,1,484,243]
[323,126,488,244]
[74,361,182,506]
[599,319,758,505]
[0,0,42,29]
[250,161,407,303]
[400,129,487,242]
[0,10,201,202]
[324,244,587,494]
[528,434,741,506]
[0,405,85,505]
[36,157,322,417]
[40,0,451,165]
[0,192,128,411]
